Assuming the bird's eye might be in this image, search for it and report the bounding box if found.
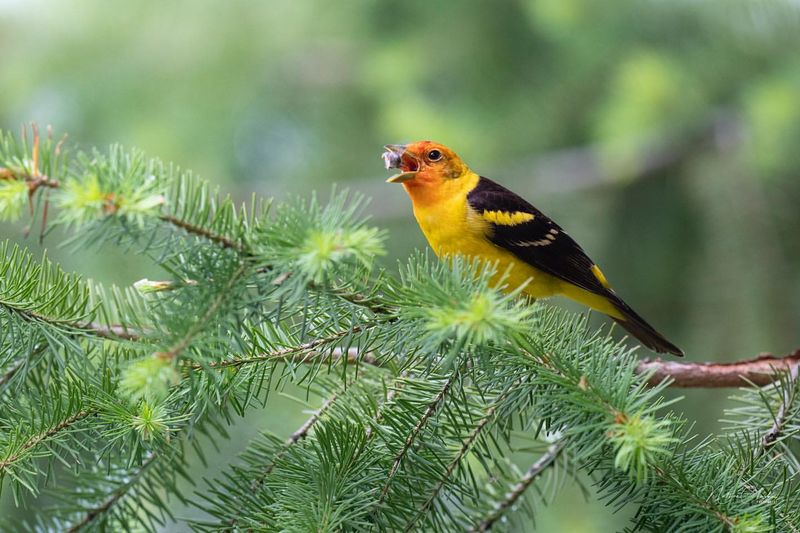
[427,149,442,161]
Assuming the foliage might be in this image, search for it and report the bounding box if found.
[0,129,798,531]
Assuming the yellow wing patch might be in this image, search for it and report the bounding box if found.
[590,264,611,289]
[481,210,535,226]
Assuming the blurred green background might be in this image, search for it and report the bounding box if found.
[2,0,799,530]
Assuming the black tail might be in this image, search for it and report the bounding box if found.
[609,295,683,357]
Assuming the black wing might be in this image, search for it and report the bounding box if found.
[467,176,609,296]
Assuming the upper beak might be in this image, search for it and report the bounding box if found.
[382,144,418,183]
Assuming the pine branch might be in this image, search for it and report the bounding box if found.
[171,266,245,359]
[198,323,379,370]
[157,214,245,252]
[0,165,60,192]
[220,394,342,530]
[0,124,63,194]
[64,452,159,533]
[0,302,134,342]
[257,394,339,483]
[215,371,406,531]
[0,241,148,344]
[470,441,565,533]
[0,409,92,473]
[364,371,407,439]
[379,369,461,503]
[216,396,339,531]
[5,127,800,531]
[1,142,249,254]
[85,322,143,340]
[649,463,739,529]
[0,357,26,388]
[245,345,800,390]
[404,387,513,532]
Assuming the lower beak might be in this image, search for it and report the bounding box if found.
[386,171,418,183]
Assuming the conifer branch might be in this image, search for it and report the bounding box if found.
[157,214,245,252]
[0,344,47,388]
[470,441,565,532]
[159,263,248,361]
[0,409,92,472]
[379,369,461,503]
[405,388,512,532]
[64,452,160,533]
[258,394,339,483]
[649,464,738,529]
[4,163,246,255]
[319,283,391,315]
[0,166,60,192]
[239,345,800,390]
[197,323,378,370]
[0,357,26,388]
[231,372,405,528]
[288,396,336,445]
[85,322,143,340]
[0,124,62,193]
[760,363,800,450]
[5,129,799,530]
[221,393,341,531]
[1,296,140,342]
[365,372,407,439]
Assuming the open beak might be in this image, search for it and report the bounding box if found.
[382,144,418,183]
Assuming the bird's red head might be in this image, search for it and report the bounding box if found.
[382,141,469,190]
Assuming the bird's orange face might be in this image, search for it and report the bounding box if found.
[383,141,468,190]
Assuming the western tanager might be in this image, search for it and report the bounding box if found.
[383,141,683,356]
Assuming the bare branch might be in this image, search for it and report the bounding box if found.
[638,350,800,388]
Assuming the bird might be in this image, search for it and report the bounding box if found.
[382,141,683,356]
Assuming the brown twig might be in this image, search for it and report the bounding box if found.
[637,350,800,388]
[84,322,143,341]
